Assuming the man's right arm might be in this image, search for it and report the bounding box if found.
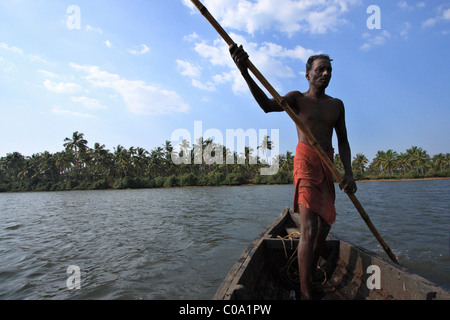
[335,100,357,194]
[230,44,287,113]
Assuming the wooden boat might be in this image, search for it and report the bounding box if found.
[213,207,450,300]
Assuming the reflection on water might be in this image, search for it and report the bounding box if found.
[0,180,448,299]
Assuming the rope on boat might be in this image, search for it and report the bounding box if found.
[277,233,327,285]
[277,233,300,283]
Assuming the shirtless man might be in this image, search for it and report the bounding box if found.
[230,44,357,300]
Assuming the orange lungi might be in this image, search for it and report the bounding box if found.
[293,141,337,226]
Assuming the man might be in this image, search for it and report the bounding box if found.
[230,44,357,300]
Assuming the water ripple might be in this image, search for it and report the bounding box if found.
[0,181,448,299]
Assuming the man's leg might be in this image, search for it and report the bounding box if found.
[297,203,318,300]
[312,216,331,272]
[310,216,334,294]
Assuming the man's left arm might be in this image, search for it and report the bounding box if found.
[334,100,357,194]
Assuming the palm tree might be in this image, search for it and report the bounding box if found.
[414,147,431,175]
[406,146,430,175]
[63,131,88,177]
[149,147,165,177]
[258,135,273,164]
[178,139,191,165]
[281,151,294,172]
[38,151,58,183]
[163,141,173,164]
[128,146,137,176]
[114,145,130,178]
[381,149,398,175]
[2,152,26,182]
[134,147,149,177]
[241,146,257,177]
[193,137,205,173]
[204,138,225,169]
[371,150,386,175]
[18,157,35,182]
[334,154,344,175]
[54,150,73,180]
[396,152,409,174]
[91,143,112,179]
[352,153,369,177]
[405,146,419,172]
[221,145,233,176]
[432,153,446,171]
[63,131,88,155]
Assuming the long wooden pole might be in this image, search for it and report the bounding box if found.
[190,0,399,265]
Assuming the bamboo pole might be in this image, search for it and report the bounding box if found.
[190,0,400,265]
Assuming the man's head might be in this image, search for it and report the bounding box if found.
[305,54,333,90]
[306,54,333,73]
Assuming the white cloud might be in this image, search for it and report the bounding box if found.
[43,79,82,94]
[0,42,24,55]
[176,60,202,78]
[192,79,216,91]
[38,69,59,78]
[183,0,361,36]
[86,25,103,34]
[104,40,112,48]
[71,96,108,110]
[128,44,150,55]
[186,32,316,94]
[398,1,407,9]
[443,8,450,20]
[212,72,233,84]
[51,107,96,119]
[260,42,316,62]
[422,18,438,28]
[399,1,426,10]
[70,63,189,116]
[28,54,51,64]
[183,32,200,42]
[422,6,450,28]
[360,30,391,51]
[400,22,412,38]
[0,58,15,73]
[307,5,342,34]
[194,39,233,68]
[0,42,51,65]
[398,1,411,10]
[181,0,195,10]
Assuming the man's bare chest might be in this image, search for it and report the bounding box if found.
[296,100,341,127]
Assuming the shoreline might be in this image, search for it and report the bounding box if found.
[1,177,449,194]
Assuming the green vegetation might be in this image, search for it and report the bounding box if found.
[0,131,292,192]
[345,147,450,181]
[0,132,448,193]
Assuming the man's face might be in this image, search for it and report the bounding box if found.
[306,58,332,90]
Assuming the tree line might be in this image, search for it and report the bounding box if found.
[0,131,448,192]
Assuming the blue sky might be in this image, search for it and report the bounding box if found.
[0,0,449,162]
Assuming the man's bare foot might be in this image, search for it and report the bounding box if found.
[312,282,337,294]
[300,292,313,300]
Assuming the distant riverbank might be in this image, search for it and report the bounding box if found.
[1,131,448,193]
[1,174,449,194]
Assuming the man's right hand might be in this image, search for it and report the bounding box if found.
[340,174,357,194]
[229,44,249,74]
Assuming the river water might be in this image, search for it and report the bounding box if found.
[0,180,448,299]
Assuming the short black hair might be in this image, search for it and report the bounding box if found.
[306,54,333,72]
